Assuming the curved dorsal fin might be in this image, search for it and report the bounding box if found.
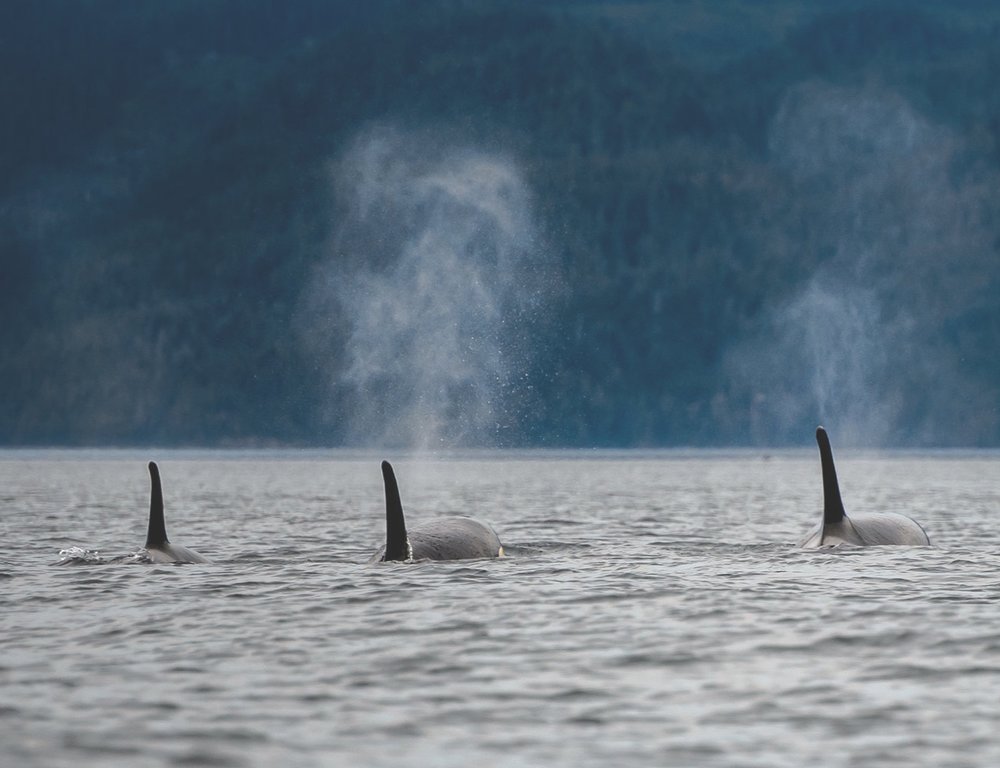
[816,426,846,524]
[381,460,410,561]
[146,461,169,548]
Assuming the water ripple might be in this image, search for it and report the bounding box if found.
[2,452,999,767]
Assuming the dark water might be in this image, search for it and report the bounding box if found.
[2,450,999,767]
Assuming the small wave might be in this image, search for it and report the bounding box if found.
[504,541,593,555]
[53,547,109,566]
[52,547,148,566]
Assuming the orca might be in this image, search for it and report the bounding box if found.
[800,426,930,548]
[144,461,210,563]
[372,460,504,562]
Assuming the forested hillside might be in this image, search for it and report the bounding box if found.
[2,0,999,447]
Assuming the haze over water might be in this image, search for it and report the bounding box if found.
[4,451,999,767]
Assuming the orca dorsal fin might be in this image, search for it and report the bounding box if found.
[816,426,847,524]
[381,461,410,561]
[146,461,169,548]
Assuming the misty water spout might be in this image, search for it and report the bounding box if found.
[307,127,550,449]
[726,82,996,446]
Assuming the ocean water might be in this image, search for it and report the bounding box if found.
[2,449,999,767]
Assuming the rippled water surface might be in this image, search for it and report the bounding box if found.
[3,450,1000,767]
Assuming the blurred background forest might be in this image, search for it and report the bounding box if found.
[3,0,1000,448]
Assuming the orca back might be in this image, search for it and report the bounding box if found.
[143,461,209,563]
[408,517,503,560]
[376,461,503,562]
[804,427,930,548]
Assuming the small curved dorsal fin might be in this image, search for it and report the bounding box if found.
[816,426,847,524]
[381,460,410,561]
[146,461,169,548]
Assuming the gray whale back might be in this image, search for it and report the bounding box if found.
[801,427,930,548]
[375,461,503,562]
[400,517,502,561]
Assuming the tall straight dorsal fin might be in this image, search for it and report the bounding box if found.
[816,426,846,524]
[146,461,169,548]
[381,461,410,561]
